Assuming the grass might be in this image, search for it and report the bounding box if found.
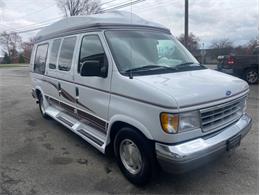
[0,64,29,68]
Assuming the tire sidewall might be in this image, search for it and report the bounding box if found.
[114,127,154,185]
[245,68,258,84]
[38,93,48,118]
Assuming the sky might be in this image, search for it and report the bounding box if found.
[0,0,259,55]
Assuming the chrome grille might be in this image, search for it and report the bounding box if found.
[200,97,245,132]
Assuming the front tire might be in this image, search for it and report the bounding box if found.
[38,93,50,119]
[245,68,258,84]
[114,127,156,185]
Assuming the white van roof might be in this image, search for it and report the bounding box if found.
[35,11,170,42]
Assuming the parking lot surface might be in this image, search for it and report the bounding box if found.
[0,67,258,194]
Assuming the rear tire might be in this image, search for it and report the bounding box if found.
[245,68,258,84]
[38,93,50,119]
[114,127,156,185]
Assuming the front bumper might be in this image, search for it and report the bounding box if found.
[155,113,252,173]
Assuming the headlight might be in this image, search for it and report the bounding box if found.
[179,111,201,132]
[160,111,200,134]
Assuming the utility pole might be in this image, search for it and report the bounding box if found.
[184,0,189,47]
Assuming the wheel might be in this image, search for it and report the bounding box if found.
[114,127,156,185]
[38,93,50,119]
[245,68,258,84]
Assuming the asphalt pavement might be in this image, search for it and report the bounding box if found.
[0,66,258,194]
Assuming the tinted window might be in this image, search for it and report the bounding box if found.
[58,36,76,71]
[78,35,107,73]
[49,39,61,69]
[34,44,48,74]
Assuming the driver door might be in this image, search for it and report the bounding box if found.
[74,33,111,134]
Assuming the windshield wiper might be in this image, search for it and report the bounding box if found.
[124,65,177,79]
[125,65,174,73]
[176,62,200,67]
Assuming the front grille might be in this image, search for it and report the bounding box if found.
[200,97,245,132]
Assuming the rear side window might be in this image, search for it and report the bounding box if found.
[58,36,76,71]
[49,39,61,69]
[78,35,107,73]
[34,44,48,74]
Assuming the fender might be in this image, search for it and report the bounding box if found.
[106,114,154,145]
[34,85,45,99]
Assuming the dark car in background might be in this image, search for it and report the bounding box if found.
[217,47,259,84]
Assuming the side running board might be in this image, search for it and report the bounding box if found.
[56,116,74,127]
[77,129,104,146]
[45,106,106,153]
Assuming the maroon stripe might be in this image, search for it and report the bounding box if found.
[41,74,177,109]
[45,96,107,134]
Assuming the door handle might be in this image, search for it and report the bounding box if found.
[58,83,61,96]
[75,87,79,103]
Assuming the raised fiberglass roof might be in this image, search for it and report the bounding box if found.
[35,11,170,42]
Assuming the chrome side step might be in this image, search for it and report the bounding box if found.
[77,129,104,146]
[44,105,106,153]
[57,116,74,127]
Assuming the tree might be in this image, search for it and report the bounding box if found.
[210,38,233,49]
[0,31,22,63]
[56,0,102,17]
[1,52,11,64]
[209,38,234,58]
[19,53,25,63]
[246,39,258,54]
[21,38,35,63]
[178,33,200,53]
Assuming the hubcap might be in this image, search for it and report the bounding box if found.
[247,71,258,83]
[119,139,142,175]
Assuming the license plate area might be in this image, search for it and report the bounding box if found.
[226,134,241,151]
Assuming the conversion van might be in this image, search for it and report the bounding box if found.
[31,11,252,185]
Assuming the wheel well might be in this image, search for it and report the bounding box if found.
[245,66,258,72]
[106,121,148,155]
[35,89,41,99]
[244,67,258,78]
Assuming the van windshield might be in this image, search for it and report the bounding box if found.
[105,30,205,76]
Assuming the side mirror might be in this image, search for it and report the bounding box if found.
[80,60,107,77]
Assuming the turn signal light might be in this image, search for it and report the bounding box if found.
[160,113,179,134]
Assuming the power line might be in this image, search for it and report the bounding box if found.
[100,0,119,6]
[10,0,146,34]
[17,0,118,31]
[103,0,145,11]
[14,16,63,31]
[18,4,56,19]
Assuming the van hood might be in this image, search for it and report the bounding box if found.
[135,69,249,108]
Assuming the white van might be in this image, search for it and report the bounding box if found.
[31,11,252,185]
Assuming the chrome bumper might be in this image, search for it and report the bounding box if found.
[155,113,252,173]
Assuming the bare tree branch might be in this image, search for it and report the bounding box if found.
[210,39,233,49]
[56,0,102,17]
[178,33,200,52]
[0,31,22,56]
[0,31,22,63]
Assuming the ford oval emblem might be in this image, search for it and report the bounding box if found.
[226,90,232,96]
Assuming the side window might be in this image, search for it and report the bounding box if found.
[78,35,107,73]
[58,36,76,71]
[34,44,48,74]
[48,39,61,69]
